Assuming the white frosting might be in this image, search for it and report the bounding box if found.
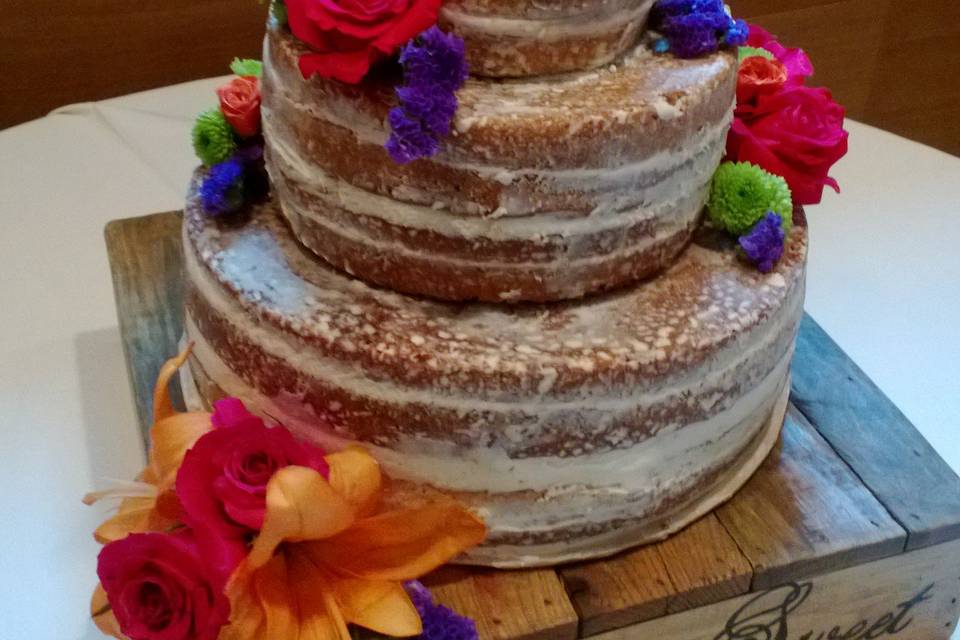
[440,0,653,39]
[185,225,802,410]
[187,306,789,496]
[264,104,731,221]
[186,306,791,567]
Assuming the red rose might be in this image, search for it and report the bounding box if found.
[727,85,848,205]
[216,76,261,138]
[176,400,330,538]
[210,397,264,430]
[286,0,442,83]
[737,56,788,106]
[747,24,814,86]
[97,532,231,640]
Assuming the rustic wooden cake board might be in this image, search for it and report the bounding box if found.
[106,211,960,640]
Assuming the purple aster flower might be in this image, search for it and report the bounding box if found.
[234,142,264,163]
[660,10,731,33]
[386,107,439,164]
[396,86,458,136]
[406,581,478,640]
[724,18,749,46]
[665,25,720,58]
[653,0,724,19]
[199,158,245,216]
[400,26,469,92]
[739,212,786,273]
[652,0,745,58]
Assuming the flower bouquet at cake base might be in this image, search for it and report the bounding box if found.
[85,346,486,640]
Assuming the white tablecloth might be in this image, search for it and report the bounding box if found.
[1,77,958,640]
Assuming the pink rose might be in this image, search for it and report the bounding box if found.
[727,85,848,205]
[216,76,261,138]
[210,397,264,430]
[286,0,442,84]
[737,56,788,106]
[747,24,814,86]
[176,399,330,537]
[97,532,231,640]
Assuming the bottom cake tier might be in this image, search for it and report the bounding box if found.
[181,179,807,567]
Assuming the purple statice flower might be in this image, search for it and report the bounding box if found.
[406,581,478,640]
[738,212,786,273]
[400,26,469,92]
[386,27,469,163]
[396,86,459,136]
[386,107,439,164]
[199,157,245,216]
[651,0,743,58]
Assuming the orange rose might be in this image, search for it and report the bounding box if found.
[217,76,261,138]
[737,56,788,106]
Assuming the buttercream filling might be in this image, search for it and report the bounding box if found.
[439,0,653,39]
[184,222,802,406]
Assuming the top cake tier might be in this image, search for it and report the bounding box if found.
[440,0,653,76]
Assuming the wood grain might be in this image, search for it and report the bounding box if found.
[791,314,960,551]
[716,404,906,590]
[659,516,753,614]
[591,538,960,640]
[562,544,675,636]
[560,514,754,636]
[104,211,186,440]
[425,566,580,640]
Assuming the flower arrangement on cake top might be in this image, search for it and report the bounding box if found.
[192,60,269,217]
[696,20,849,272]
[729,25,848,206]
[85,347,486,640]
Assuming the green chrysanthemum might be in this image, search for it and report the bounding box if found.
[708,162,793,236]
[230,58,263,77]
[271,0,288,25]
[192,109,237,167]
[738,46,775,62]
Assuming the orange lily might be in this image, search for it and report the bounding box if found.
[86,346,213,638]
[84,345,213,543]
[221,448,486,640]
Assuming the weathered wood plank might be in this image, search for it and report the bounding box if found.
[104,211,185,440]
[659,516,753,615]
[425,566,579,640]
[716,404,906,590]
[792,314,960,551]
[561,545,675,636]
[591,538,960,640]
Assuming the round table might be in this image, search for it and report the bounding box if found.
[1,78,958,640]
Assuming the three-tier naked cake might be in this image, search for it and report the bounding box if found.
[179,0,838,567]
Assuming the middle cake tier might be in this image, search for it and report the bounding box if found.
[262,25,737,302]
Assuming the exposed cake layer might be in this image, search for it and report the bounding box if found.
[439,0,654,76]
[181,187,808,566]
[262,26,737,301]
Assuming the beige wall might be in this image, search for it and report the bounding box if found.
[2,1,957,156]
